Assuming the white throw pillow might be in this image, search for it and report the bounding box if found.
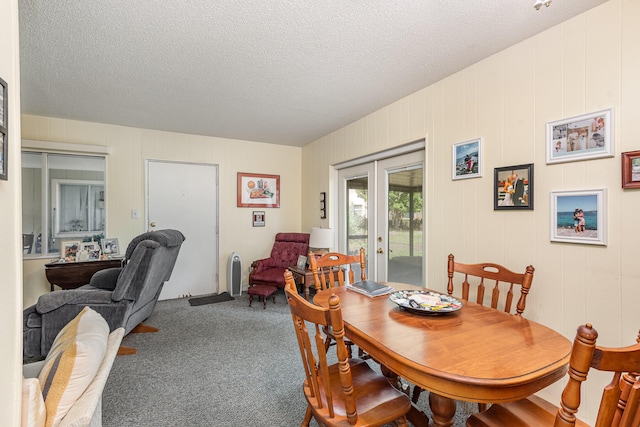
[37,307,109,427]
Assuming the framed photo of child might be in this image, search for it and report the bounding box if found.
[452,138,482,180]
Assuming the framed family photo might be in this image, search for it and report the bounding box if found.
[237,172,280,208]
[452,138,482,180]
[621,150,640,189]
[101,238,120,256]
[494,164,534,210]
[546,108,613,164]
[550,189,606,246]
[81,241,101,260]
[60,239,81,261]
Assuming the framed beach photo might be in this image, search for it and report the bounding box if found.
[60,239,82,261]
[550,189,606,246]
[546,108,613,164]
[452,138,482,180]
[237,172,280,208]
[101,238,120,256]
[494,164,533,210]
[621,150,640,189]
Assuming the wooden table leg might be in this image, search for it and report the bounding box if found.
[428,392,456,427]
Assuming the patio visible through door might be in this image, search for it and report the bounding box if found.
[338,150,424,285]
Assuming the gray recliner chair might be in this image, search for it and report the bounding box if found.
[23,229,185,360]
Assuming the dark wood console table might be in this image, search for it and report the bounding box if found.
[45,258,124,291]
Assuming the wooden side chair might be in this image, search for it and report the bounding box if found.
[446,253,535,316]
[412,253,535,406]
[309,248,366,357]
[467,323,640,427]
[283,270,411,427]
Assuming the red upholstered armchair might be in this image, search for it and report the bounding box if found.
[249,232,310,289]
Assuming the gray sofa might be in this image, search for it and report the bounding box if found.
[23,229,185,360]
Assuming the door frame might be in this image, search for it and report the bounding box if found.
[334,139,426,283]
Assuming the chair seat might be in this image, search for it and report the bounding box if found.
[467,391,589,426]
[250,267,287,286]
[305,358,411,427]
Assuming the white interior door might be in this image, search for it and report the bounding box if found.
[146,160,218,299]
[338,150,424,285]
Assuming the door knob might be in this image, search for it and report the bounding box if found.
[150,222,157,228]
[377,248,383,254]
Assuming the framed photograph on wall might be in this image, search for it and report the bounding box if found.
[546,108,613,164]
[252,210,265,227]
[550,189,607,246]
[0,76,7,181]
[452,138,482,180]
[494,164,534,210]
[622,150,640,189]
[60,239,82,261]
[101,238,120,256]
[237,172,280,208]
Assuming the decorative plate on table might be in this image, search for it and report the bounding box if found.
[389,290,462,315]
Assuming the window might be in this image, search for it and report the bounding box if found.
[22,152,106,257]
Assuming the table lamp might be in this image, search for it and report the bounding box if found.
[309,226,333,256]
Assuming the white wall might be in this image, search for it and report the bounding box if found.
[22,117,302,307]
[0,0,23,424]
[302,0,640,424]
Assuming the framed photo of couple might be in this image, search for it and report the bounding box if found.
[494,164,534,211]
[550,189,607,246]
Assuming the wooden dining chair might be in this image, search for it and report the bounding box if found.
[466,323,640,427]
[412,253,536,406]
[446,253,535,316]
[309,248,366,357]
[283,270,411,427]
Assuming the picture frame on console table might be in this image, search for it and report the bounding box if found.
[60,239,82,261]
[101,238,120,256]
[237,172,280,208]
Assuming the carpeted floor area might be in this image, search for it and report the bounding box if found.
[102,289,474,426]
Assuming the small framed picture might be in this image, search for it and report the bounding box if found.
[101,238,120,256]
[252,210,265,227]
[550,189,606,246]
[296,255,307,269]
[494,164,534,210]
[81,241,101,260]
[60,239,82,261]
[546,108,613,164]
[452,138,482,180]
[621,150,640,189]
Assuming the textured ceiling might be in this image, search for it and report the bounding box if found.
[19,0,607,147]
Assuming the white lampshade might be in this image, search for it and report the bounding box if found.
[309,227,333,251]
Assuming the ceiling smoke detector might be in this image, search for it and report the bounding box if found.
[534,0,552,10]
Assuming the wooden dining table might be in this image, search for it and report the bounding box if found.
[313,283,572,427]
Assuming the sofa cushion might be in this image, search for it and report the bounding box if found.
[22,377,46,427]
[38,307,109,427]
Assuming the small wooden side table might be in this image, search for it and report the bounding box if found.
[288,265,344,300]
[45,258,125,291]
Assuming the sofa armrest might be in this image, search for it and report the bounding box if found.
[89,268,122,291]
[36,289,115,314]
[250,258,272,273]
[22,360,46,379]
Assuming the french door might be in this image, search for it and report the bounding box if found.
[338,150,424,285]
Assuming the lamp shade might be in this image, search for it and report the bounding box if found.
[309,227,333,251]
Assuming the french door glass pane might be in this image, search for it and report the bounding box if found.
[387,168,423,285]
[346,176,368,280]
